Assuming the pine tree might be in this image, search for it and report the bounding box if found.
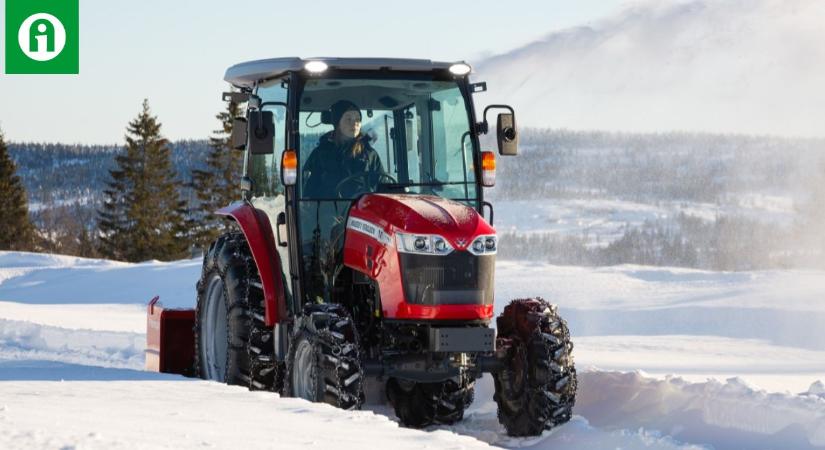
[0,128,35,251]
[97,100,189,262]
[189,97,244,250]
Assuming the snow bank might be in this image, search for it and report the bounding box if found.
[447,414,706,450]
[808,381,825,396]
[0,251,122,270]
[0,251,200,307]
[0,319,143,370]
[574,335,825,393]
[0,301,145,333]
[495,261,825,314]
[577,371,825,449]
[496,262,825,352]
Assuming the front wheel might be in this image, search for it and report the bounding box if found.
[493,298,577,436]
[285,304,365,410]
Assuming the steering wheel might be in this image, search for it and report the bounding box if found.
[334,172,397,198]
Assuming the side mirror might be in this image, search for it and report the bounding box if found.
[248,110,274,155]
[496,113,518,156]
[230,117,247,151]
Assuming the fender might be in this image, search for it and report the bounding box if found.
[216,202,287,325]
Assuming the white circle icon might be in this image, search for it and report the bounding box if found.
[18,13,67,62]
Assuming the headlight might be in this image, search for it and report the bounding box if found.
[396,232,454,255]
[468,235,497,255]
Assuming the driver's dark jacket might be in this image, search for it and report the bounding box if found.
[302,131,385,198]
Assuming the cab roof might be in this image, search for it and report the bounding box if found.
[224,57,468,89]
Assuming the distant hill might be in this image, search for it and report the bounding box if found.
[489,129,825,203]
[11,131,823,210]
[8,140,211,210]
[474,0,825,137]
[9,131,824,269]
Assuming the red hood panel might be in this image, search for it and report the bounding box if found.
[349,194,494,250]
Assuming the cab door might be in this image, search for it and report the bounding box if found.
[249,79,292,304]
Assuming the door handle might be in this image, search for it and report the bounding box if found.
[276,212,287,247]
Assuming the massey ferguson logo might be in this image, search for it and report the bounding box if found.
[347,217,391,246]
[455,238,467,247]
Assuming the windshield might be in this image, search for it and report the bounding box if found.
[293,75,479,303]
[298,76,478,203]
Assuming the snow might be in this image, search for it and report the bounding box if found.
[0,302,145,333]
[576,371,825,449]
[574,335,825,393]
[0,368,494,450]
[27,194,96,212]
[808,381,825,396]
[474,0,825,138]
[0,318,144,369]
[496,261,825,314]
[1,250,825,449]
[0,252,200,308]
[493,196,798,246]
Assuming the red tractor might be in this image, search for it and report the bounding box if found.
[147,57,576,436]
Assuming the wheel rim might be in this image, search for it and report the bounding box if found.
[201,274,228,381]
[292,338,317,401]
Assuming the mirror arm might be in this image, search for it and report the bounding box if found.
[222,91,261,105]
[222,91,249,103]
[260,101,287,109]
[478,104,515,134]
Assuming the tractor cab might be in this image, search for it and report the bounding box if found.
[224,58,517,318]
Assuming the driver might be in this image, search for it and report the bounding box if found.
[302,100,385,198]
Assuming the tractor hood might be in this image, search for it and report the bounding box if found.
[348,194,494,251]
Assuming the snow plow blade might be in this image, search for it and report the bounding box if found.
[145,296,196,376]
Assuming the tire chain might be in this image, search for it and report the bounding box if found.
[194,232,282,392]
[433,374,475,424]
[493,297,577,436]
[285,304,365,410]
[242,250,284,393]
[320,311,365,410]
[388,373,475,427]
[194,234,243,382]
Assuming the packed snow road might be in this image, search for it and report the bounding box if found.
[1,251,824,449]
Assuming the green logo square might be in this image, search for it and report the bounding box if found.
[4,0,79,74]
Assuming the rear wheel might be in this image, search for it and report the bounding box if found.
[386,376,475,428]
[285,303,364,410]
[195,232,282,391]
[493,298,577,436]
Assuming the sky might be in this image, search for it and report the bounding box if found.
[0,0,628,144]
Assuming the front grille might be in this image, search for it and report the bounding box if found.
[399,252,494,306]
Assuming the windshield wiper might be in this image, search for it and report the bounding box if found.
[382,180,472,187]
[382,181,445,188]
